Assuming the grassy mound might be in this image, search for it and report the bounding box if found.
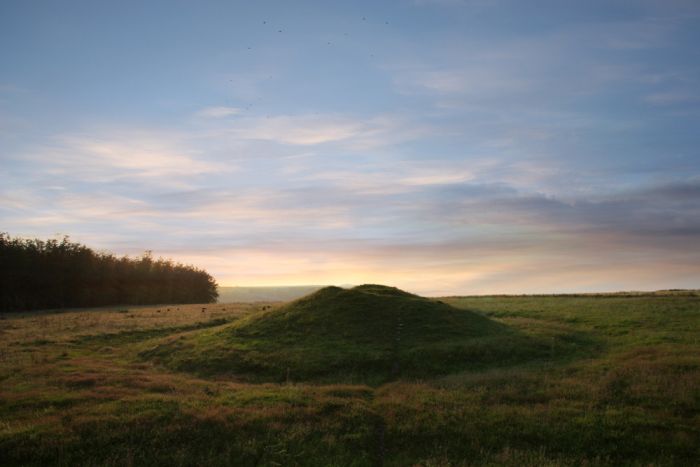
[142,285,554,383]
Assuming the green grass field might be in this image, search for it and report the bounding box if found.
[0,289,698,466]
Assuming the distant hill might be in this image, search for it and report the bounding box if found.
[217,285,325,303]
[142,284,558,384]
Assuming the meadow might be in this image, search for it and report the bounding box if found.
[0,291,698,466]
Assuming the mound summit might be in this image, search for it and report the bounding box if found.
[144,285,544,383]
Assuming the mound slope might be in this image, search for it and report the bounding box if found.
[143,285,545,383]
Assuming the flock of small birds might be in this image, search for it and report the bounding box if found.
[245,15,390,52]
[227,15,391,116]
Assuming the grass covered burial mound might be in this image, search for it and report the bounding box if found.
[143,285,556,383]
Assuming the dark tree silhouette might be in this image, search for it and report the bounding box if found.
[0,233,218,312]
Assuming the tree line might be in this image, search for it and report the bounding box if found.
[0,233,218,312]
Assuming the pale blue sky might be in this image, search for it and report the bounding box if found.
[2,0,699,294]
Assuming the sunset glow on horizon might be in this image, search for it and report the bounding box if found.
[2,1,699,295]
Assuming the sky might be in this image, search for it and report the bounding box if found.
[1,0,700,295]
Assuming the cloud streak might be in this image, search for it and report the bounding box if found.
[195,106,242,118]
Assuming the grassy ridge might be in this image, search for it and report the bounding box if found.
[0,293,698,465]
[141,285,570,384]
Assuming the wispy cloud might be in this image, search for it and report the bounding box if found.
[412,0,499,7]
[222,113,422,148]
[388,13,691,109]
[195,106,242,118]
[228,114,364,145]
[20,130,229,186]
[644,92,700,105]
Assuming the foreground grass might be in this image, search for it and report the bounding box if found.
[0,294,698,465]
